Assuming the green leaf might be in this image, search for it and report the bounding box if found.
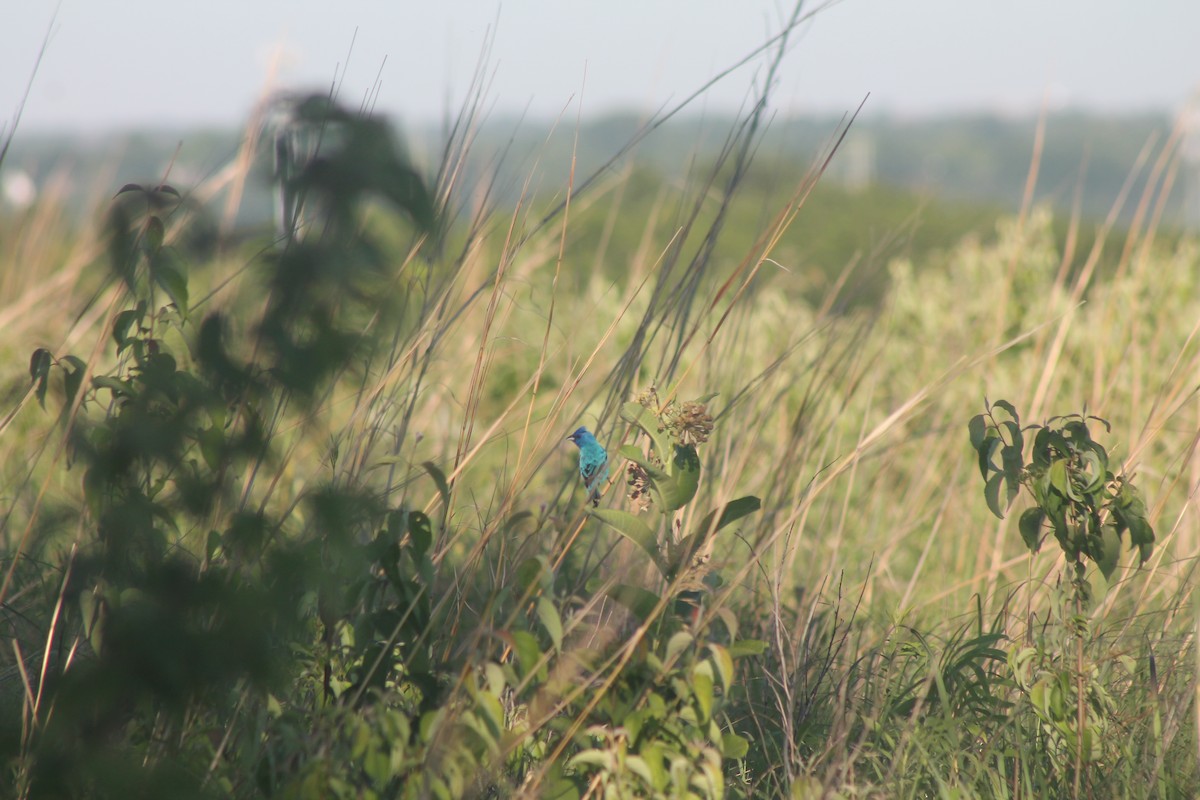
[501,510,534,539]
[707,643,734,691]
[691,665,713,722]
[729,639,767,658]
[666,631,693,662]
[991,398,1019,424]
[657,445,700,512]
[407,510,433,557]
[617,444,668,480]
[1096,524,1120,579]
[206,529,223,562]
[984,472,1007,519]
[621,401,672,458]
[509,630,543,681]
[1079,450,1107,495]
[967,414,988,451]
[694,496,761,538]
[721,733,750,759]
[624,756,654,786]
[29,347,52,383]
[199,425,224,471]
[536,596,563,651]
[143,214,164,256]
[29,348,52,408]
[604,583,661,623]
[1031,426,1056,468]
[422,461,450,508]
[111,308,141,351]
[150,250,189,315]
[567,750,613,770]
[1049,459,1070,499]
[516,556,548,595]
[1000,419,1023,452]
[976,428,1000,480]
[61,356,87,405]
[91,375,134,399]
[591,509,665,574]
[1018,508,1045,552]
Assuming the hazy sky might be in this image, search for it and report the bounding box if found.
[3,1,1199,134]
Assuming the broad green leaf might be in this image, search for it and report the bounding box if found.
[474,688,505,738]
[112,309,140,350]
[509,629,543,681]
[591,509,665,574]
[484,662,507,695]
[1000,443,1024,482]
[567,750,613,770]
[692,666,713,722]
[639,742,667,789]
[536,596,563,651]
[1064,419,1092,443]
[422,461,450,508]
[1031,427,1055,468]
[91,375,133,398]
[29,348,52,408]
[61,356,87,405]
[708,643,734,691]
[1000,420,1022,451]
[977,428,1000,480]
[205,529,223,562]
[991,398,1019,424]
[604,583,661,623]
[29,348,52,382]
[79,590,104,655]
[151,250,188,314]
[665,630,693,662]
[1048,459,1070,498]
[694,496,761,538]
[516,556,548,595]
[721,733,750,759]
[1079,450,1107,494]
[143,214,164,256]
[407,510,433,557]
[1001,447,1022,509]
[984,472,1006,519]
[1018,508,1044,552]
[624,756,654,786]
[967,414,988,451]
[657,445,700,512]
[501,510,534,539]
[1096,524,1120,580]
[199,425,224,471]
[729,639,766,658]
[620,401,672,461]
[617,444,669,480]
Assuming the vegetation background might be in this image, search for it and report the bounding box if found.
[0,21,1198,800]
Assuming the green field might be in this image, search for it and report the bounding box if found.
[0,92,1197,799]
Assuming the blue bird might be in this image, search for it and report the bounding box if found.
[567,427,608,507]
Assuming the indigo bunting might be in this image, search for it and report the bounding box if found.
[567,427,608,506]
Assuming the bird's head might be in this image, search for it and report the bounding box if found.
[567,427,594,448]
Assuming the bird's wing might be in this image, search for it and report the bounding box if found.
[580,451,608,484]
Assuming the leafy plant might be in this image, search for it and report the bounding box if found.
[968,398,1154,581]
[590,388,760,622]
[969,399,1158,796]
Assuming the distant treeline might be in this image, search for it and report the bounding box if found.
[2,109,1192,229]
